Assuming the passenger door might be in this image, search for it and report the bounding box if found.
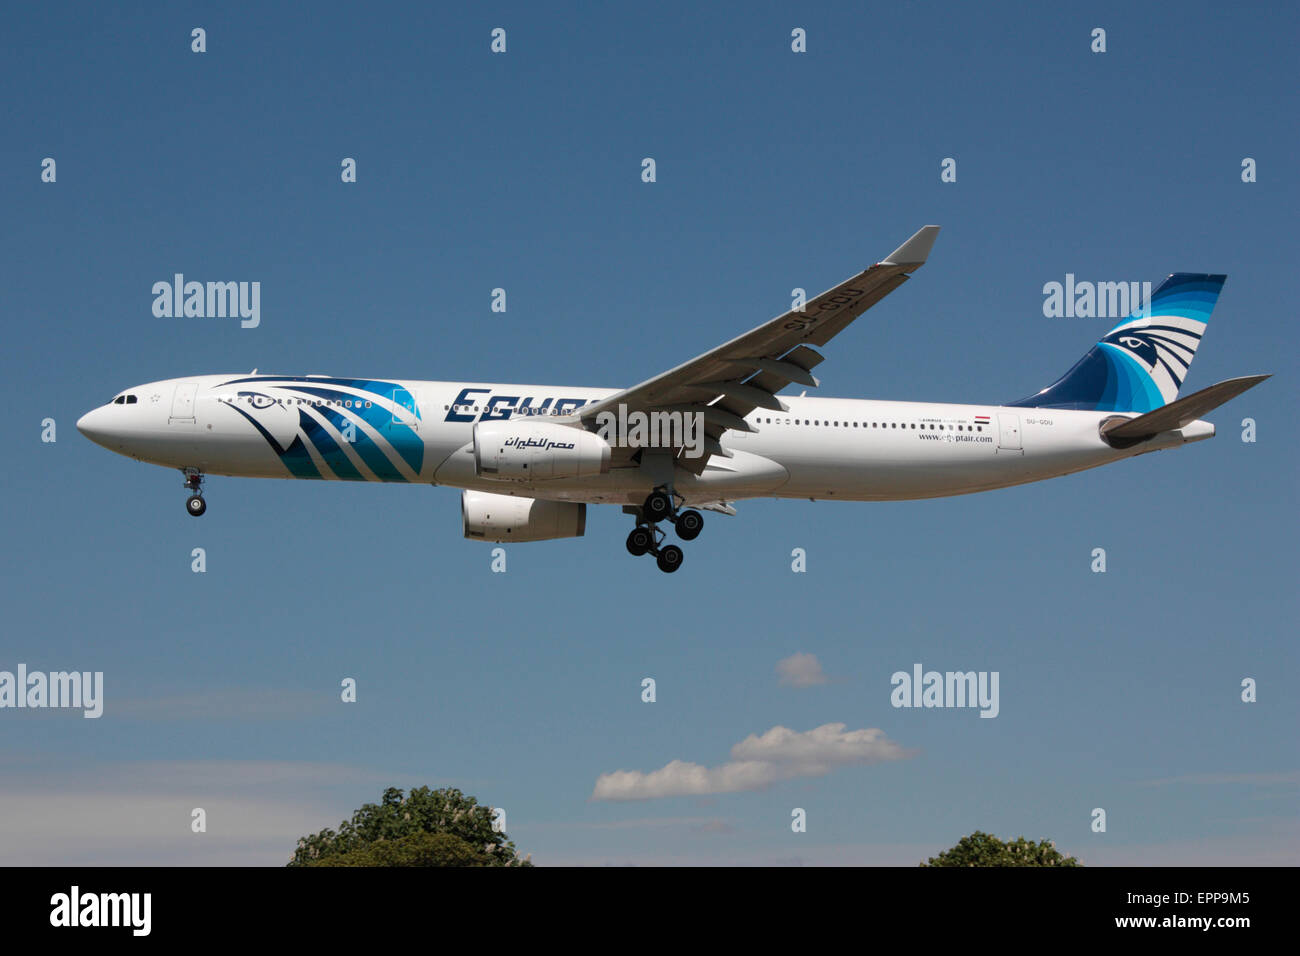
[997,412,1021,452]
[390,387,418,431]
[169,382,198,424]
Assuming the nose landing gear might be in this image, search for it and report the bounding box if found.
[627,488,704,572]
[182,469,207,517]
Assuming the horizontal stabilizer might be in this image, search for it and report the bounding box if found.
[1102,374,1270,444]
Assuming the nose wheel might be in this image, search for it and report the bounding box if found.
[182,469,207,517]
[626,489,704,572]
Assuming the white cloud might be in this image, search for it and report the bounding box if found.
[776,652,828,688]
[591,723,911,801]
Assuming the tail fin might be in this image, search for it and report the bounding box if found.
[1009,273,1226,412]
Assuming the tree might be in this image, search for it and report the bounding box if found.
[301,831,496,867]
[922,831,1080,867]
[288,786,532,867]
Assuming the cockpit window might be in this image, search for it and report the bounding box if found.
[126,395,137,404]
[113,396,125,404]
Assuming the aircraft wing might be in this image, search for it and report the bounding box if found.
[574,225,940,472]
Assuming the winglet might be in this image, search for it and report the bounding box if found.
[881,225,940,268]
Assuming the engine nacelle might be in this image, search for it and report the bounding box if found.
[473,421,610,480]
[461,490,587,543]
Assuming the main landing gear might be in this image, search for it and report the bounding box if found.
[626,487,703,573]
[182,469,207,517]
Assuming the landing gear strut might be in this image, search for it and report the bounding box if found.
[627,488,704,572]
[183,469,207,517]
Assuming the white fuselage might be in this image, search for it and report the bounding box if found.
[75,374,1215,507]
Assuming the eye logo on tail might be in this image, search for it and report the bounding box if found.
[1010,273,1225,413]
[1098,317,1206,406]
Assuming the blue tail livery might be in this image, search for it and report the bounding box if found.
[1010,273,1226,412]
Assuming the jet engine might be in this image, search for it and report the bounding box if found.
[461,490,587,542]
[473,421,610,480]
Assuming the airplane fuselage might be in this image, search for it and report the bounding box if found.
[76,373,1215,507]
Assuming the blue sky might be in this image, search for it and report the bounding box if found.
[2,1,1296,865]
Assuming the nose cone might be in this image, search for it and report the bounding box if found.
[76,407,116,448]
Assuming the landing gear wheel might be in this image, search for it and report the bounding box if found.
[656,544,683,573]
[186,495,207,517]
[626,527,653,556]
[675,509,703,540]
[642,490,673,523]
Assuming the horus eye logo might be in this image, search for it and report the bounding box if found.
[1102,322,1201,387]
[239,391,276,409]
[1103,328,1159,367]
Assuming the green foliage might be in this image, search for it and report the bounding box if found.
[922,831,1081,867]
[288,786,532,867]
[300,831,495,867]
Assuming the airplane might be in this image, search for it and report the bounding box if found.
[77,226,1268,573]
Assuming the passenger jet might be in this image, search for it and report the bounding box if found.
[77,226,1268,572]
